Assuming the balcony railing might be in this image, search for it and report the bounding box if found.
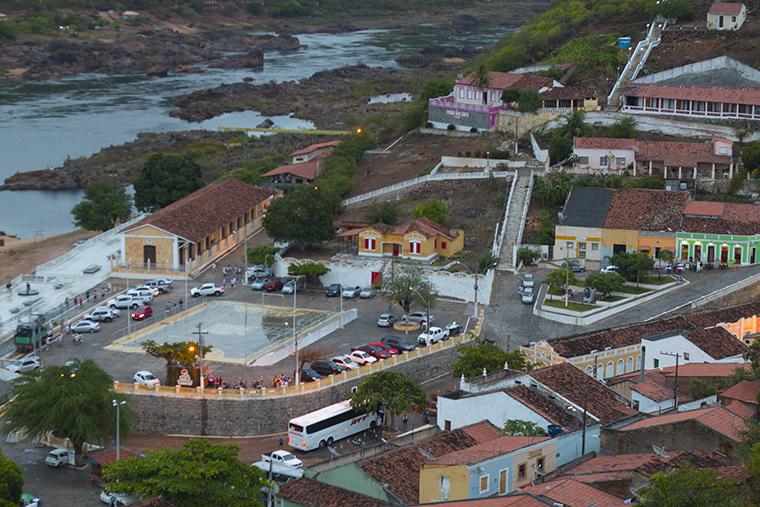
[428,96,507,115]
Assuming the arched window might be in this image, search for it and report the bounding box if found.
[626,357,634,373]
[585,365,593,376]
[605,361,614,379]
[616,359,624,376]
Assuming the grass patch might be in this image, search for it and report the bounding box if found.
[547,287,565,296]
[601,295,626,302]
[543,300,599,312]
[638,275,675,285]
[616,285,651,295]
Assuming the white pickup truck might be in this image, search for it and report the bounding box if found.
[253,450,304,479]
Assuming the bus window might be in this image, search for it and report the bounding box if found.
[289,423,304,433]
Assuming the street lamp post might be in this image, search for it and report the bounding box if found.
[293,275,302,385]
[112,399,126,461]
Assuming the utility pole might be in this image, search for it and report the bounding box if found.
[192,323,209,390]
[661,351,681,407]
[293,276,300,385]
[112,399,126,461]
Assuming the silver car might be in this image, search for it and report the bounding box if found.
[251,278,270,290]
[359,287,376,298]
[377,313,397,327]
[71,320,100,333]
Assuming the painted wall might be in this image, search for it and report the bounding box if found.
[632,390,675,414]
[676,233,760,265]
[436,391,553,432]
[553,226,603,262]
[638,233,676,257]
[123,225,176,269]
[573,147,635,170]
[357,228,463,261]
[419,464,469,503]
[601,228,640,260]
[508,441,557,491]
[641,334,747,369]
[312,463,393,503]
[707,8,746,30]
[565,345,642,380]
[554,427,600,466]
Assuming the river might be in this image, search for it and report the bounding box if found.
[0,26,506,238]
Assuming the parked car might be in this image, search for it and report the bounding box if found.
[281,279,304,295]
[341,286,361,298]
[561,261,585,273]
[83,307,118,323]
[251,278,271,290]
[359,286,376,299]
[349,350,377,365]
[93,306,120,318]
[371,341,398,355]
[300,367,322,382]
[145,279,173,294]
[446,321,463,336]
[126,288,153,303]
[246,265,273,282]
[133,370,160,386]
[310,360,344,376]
[417,326,449,346]
[45,448,72,468]
[71,320,100,333]
[191,283,224,297]
[107,295,141,310]
[262,450,303,469]
[324,284,342,297]
[377,313,397,328]
[522,273,535,289]
[352,344,390,360]
[331,355,360,370]
[381,335,416,352]
[131,306,153,321]
[134,285,160,297]
[20,493,41,507]
[83,264,101,274]
[601,265,619,274]
[408,311,435,325]
[521,287,535,304]
[5,357,40,374]
[100,491,138,506]
[265,279,284,292]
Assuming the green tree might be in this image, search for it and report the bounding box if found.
[744,341,760,374]
[611,251,654,286]
[102,439,266,507]
[263,186,338,246]
[412,199,448,225]
[142,340,212,382]
[742,141,760,172]
[585,272,624,298]
[533,172,574,206]
[350,371,426,430]
[246,245,278,266]
[1,360,133,466]
[517,89,542,113]
[451,341,527,378]
[502,420,546,437]
[380,263,437,317]
[548,136,572,164]
[0,452,23,507]
[639,464,742,507]
[516,247,538,267]
[473,64,492,98]
[288,261,330,285]
[537,210,556,245]
[405,77,455,131]
[225,157,278,186]
[71,180,132,231]
[477,252,500,274]
[366,201,400,226]
[134,153,204,212]
[546,268,576,299]
[689,378,719,400]
[608,117,637,138]
[657,0,695,19]
[501,88,521,103]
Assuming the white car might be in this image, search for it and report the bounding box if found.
[359,287,376,298]
[522,273,535,289]
[94,306,120,317]
[100,490,138,506]
[126,288,153,303]
[377,313,397,328]
[331,355,360,370]
[349,350,377,365]
[521,287,535,304]
[262,450,303,468]
[417,326,449,346]
[71,320,100,333]
[601,265,619,273]
[5,357,40,374]
[134,285,160,297]
[107,295,142,310]
[144,279,173,294]
[133,371,160,386]
[191,283,224,297]
[45,448,71,467]
[408,311,434,324]
[83,307,118,323]
[341,286,361,298]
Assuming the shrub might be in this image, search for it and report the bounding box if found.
[412,199,448,224]
[517,247,539,266]
[517,90,542,113]
[470,127,478,133]
[447,124,456,131]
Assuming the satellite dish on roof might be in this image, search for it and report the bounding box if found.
[558,211,566,221]
[652,445,669,458]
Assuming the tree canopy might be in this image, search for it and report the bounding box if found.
[288,261,329,282]
[71,180,132,231]
[366,201,400,226]
[451,341,527,378]
[608,117,637,138]
[102,439,266,507]
[142,340,212,371]
[585,272,625,298]
[502,420,546,437]
[0,452,23,507]
[263,186,337,246]
[380,263,438,316]
[350,371,426,428]
[134,153,204,212]
[639,464,743,507]
[412,199,448,225]
[246,245,279,266]
[546,268,576,298]
[610,251,654,286]
[1,360,133,466]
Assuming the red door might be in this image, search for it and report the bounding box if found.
[371,271,382,285]
[392,244,400,257]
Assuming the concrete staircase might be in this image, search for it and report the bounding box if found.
[498,168,533,271]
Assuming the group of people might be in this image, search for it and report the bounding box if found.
[206,374,267,390]
[64,283,113,309]
[221,264,244,289]
[272,373,293,388]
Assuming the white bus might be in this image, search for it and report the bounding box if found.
[288,400,382,451]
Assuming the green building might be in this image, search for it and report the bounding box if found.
[677,201,760,265]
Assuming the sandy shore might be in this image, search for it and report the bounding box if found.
[0,230,97,283]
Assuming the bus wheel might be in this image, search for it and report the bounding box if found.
[327,437,334,446]
[370,420,377,430]
[319,440,326,448]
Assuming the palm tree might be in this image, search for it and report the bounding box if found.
[474,64,491,105]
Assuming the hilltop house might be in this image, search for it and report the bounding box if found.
[338,218,464,261]
[707,3,747,30]
[263,140,341,185]
[115,180,277,279]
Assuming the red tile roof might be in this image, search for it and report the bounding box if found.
[263,157,324,181]
[130,179,276,243]
[610,362,748,381]
[357,217,459,241]
[713,466,752,482]
[574,137,638,150]
[457,71,553,92]
[541,85,597,100]
[412,494,549,507]
[681,202,760,235]
[359,421,500,505]
[631,379,674,402]
[681,326,748,359]
[618,406,747,442]
[277,478,389,507]
[574,137,732,168]
[684,201,726,217]
[709,2,745,15]
[565,450,728,480]
[724,399,756,419]
[521,478,627,506]
[626,83,760,105]
[529,363,637,424]
[506,384,581,430]
[603,188,688,231]
[721,379,760,405]
[434,435,549,465]
[291,140,342,156]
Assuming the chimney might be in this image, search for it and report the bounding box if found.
[639,346,646,382]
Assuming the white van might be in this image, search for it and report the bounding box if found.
[45,448,74,467]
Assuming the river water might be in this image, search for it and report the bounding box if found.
[0,26,506,237]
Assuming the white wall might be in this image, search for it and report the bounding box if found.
[573,147,635,170]
[678,395,717,412]
[632,391,675,414]
[553,226,603,262]
[436,391,553,431]
[641,334,748,368]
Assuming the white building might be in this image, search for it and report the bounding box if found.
[707,3,747,31]
[641,327,748,370]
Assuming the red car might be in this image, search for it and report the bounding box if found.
[370,341,398,355]
[265,279,284,292]
[131,305,153,321]
[352,344,390,360]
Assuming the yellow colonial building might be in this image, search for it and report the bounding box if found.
[340,218,464,261]
[114,179,277,279]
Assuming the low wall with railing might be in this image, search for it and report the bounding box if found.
[118,312,483,436]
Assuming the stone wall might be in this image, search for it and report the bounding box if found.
[130,344,460,436]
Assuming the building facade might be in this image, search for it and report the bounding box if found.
[342,218,464,261]
[707,2,747,30]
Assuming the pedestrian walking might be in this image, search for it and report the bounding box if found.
[231,277,237,288]
[165,301,171,316]
[5,281,11,293]
[278,436,284,447]
[402,413,408,429]
[85,289,90,300]
[178,298,184,310]
[65,297,69,307]
[79,298,84,308]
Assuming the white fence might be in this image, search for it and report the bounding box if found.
[511,170,534,269]
[607,16,665,106]
[633,55,760,84]
[530,133,549,167]
[439,156,526,169]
